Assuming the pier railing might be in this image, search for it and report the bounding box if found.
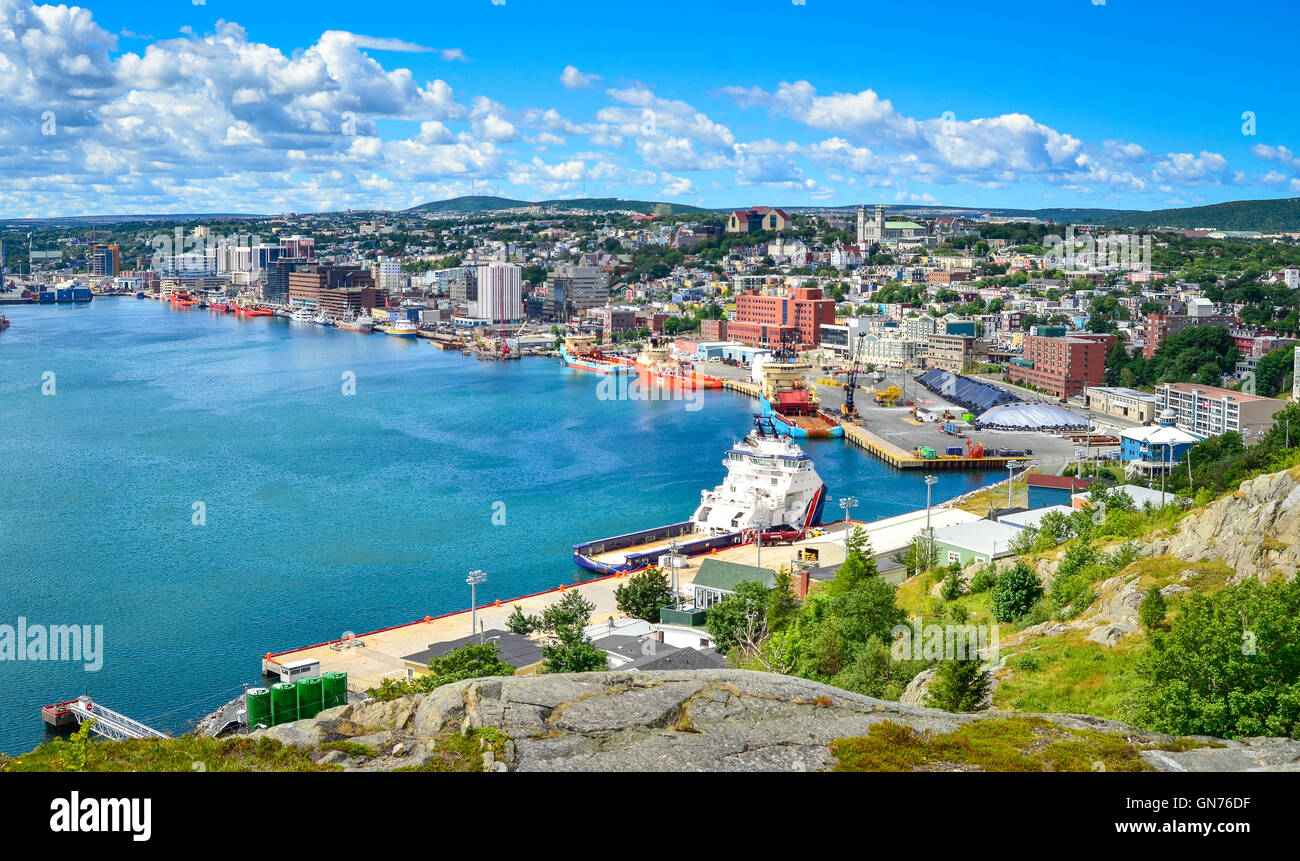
[66,696,168,741]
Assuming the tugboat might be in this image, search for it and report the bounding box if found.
[573,415,828,575]
[559,333,631,374]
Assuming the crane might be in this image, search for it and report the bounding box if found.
[839,332,866,419]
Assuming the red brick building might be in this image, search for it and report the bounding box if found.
[701,318,728,340]
[1143,313,1236,359]
[1007,332,1115,397]
[727,287,836,347]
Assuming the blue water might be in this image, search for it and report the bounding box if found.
[0,299,1001,753]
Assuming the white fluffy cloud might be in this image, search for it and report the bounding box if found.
[559,65,598,89]
[0,0,1269,214]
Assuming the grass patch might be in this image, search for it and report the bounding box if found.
[393,727,509,773]
[831,717,1157,772]
[992,629,1145,722]
[0,734,339,773]
[1121,555,1233,595]
[319,740,377,758]
[955,479,1026,516]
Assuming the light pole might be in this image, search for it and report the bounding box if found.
[838,496,859,548]
[666,539,683,602]
[925,474,938,571]
[466,570,486,638]
[753,518,770,569]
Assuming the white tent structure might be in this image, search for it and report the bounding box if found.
[975,402,1089,431]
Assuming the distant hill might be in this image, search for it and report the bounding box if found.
[803,203,1138,223]
[404,196,710,216]
[1100,198,1300,233]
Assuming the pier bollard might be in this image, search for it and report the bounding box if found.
[424,616,431,623]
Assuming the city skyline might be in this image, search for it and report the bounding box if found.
[2,0,1298,217]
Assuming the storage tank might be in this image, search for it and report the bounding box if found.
[246,687,272,728]
[296,677,324,719]
[270,682,298,726]
[322,672,348,709]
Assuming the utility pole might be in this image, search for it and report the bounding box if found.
[466,570,486,638]
[1006,461,1016,509]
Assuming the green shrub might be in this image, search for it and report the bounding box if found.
[970,569,998,593]
[1139,588,1167,631]
[940,564,964,601]
[992,563,1044,623]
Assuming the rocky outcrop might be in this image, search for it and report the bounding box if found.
[1147,468,1300,584]
[250,670,1300,772]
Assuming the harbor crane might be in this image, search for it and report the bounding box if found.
[838,332,867,420]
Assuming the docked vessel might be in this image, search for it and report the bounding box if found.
[757,347,844,438]
[379,318,418,338]
[209,297,231,311]
[559,333,631,375]
[169,290,196,307]
[290,309,314,323]
[573,415,828,575]
[623,336,722,390]
[313,313,333,327]
[337,316,375,333]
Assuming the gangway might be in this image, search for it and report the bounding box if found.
[63,696,168,741]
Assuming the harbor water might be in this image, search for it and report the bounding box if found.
[0,299,1003,753]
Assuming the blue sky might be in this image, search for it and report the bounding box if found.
[2,0,1298,216]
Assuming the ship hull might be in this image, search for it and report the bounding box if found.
[573,522,748,575]
[632,365,723,390]
[761,399,844,438]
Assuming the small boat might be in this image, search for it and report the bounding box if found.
[313,313,333,327]
[135,292,146,299]
[0,314,9,331]
[379,319,418,338]
[337,316,374,333]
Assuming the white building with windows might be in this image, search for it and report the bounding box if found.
[475,262,523,324]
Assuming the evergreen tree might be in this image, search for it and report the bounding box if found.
[926,656,991,712]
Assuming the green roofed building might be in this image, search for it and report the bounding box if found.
[691,558,776,610]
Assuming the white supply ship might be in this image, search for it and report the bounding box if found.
[573,415,828,574]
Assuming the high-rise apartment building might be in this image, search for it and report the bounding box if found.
[475,262,523,323]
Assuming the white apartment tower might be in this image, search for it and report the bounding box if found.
[475,262,523,323]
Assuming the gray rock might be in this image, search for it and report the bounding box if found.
[243,669,1299,772]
